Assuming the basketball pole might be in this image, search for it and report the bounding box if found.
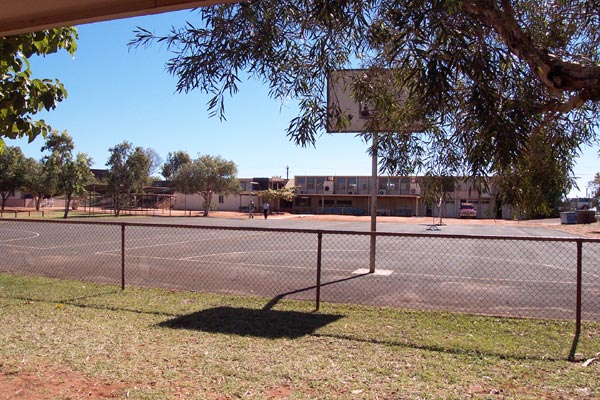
[369,132,378,273]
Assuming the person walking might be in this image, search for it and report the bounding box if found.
[248,200,255,219]
[263,202,270,219]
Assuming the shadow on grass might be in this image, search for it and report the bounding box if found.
[262,272,371,311]
[158,306,344,339]
[311,332,567,362]
[0,292,181,317]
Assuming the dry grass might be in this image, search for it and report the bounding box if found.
[1,274,599,399]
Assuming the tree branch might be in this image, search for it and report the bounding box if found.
[462,0,600,101]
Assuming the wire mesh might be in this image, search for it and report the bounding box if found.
[1,219,598,321]
[318,233,597,320]
[123,225,318,303]
[0,220,122,285]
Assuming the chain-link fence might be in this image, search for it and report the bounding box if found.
[1,218,599,355]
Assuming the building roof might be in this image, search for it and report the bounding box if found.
[0,0,235,36]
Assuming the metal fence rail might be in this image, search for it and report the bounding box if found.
[1,218,599,358]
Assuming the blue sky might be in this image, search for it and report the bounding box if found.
[9,8,599,197]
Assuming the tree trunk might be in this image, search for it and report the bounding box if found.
[114,195,121,217]
[1,192,8,211]
[202,192,211,217]
[63,193,71,219]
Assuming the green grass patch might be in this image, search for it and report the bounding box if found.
[1,273,598,399]
[0,209,148,220]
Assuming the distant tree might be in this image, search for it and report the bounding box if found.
[588,173,600,199]
[144,148,163,177]
[21,157,52,211]
[171,155,240,217]
[169,161,196,215]
[0,146,27,210]
[162,151,192,180]
[417,175,456,223]
[60,153,94,216]
[0,28,78,151]
[257,187,296,213]
[42,131,93,218]
[106,141,151,216]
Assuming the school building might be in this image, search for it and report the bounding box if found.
[171,175,512,219]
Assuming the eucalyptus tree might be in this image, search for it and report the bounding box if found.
[0,28,78,151]
[418,174,457,222]
[171,154,240,217]
[106,141,151,216]
[257,186,296,213]
[161,150,192,181]
[131,0,600,215]
[0,146,27,210]
[588,173,600,200]
[21,157,52,211]
[144,147,163,178]
[42,131,93,218]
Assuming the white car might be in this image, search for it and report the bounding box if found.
[459,203,477,218]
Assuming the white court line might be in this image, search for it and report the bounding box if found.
[0,229,39,243]
[352,268,394,276]
[94,232,267,256]
[380,249,600,279]
[5,225,599,281]
[94,250,351,272]
[95,249,600,286]
[1,231,254,251]
[179,248,315,261]
[91,248,600,286]
[416,274,582,286]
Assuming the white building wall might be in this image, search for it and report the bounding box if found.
[172,192,244,212]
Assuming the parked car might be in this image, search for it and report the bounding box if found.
[568,197,594,210]
[459,202,477,218]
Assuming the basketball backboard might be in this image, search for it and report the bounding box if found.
[326,69,371,133]
[326,68,426,133]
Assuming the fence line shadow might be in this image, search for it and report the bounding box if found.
[158,306,345,339]
[310,332,566,362]
[262,273,371,311]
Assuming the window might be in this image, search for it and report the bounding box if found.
[316,177,325,192]
[335,177,347,193]
[295,197,312,207]
[296,176,306,193]
[347,177,357,194]
[387,178,399,193]
[358,177,369,192]
[318,199,335,206]
[306,177,315,192]
[218,195,224,204]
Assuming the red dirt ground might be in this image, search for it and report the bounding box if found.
[0,358,127,399]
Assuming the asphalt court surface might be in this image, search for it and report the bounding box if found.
[1,218,599,320]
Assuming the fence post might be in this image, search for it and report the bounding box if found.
[569,239,583,361]
[316,232,323,311]
[121,224,126,290]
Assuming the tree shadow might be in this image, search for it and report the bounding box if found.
[158,306,344,339]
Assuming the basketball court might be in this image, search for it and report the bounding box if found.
[2,218,599,321]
